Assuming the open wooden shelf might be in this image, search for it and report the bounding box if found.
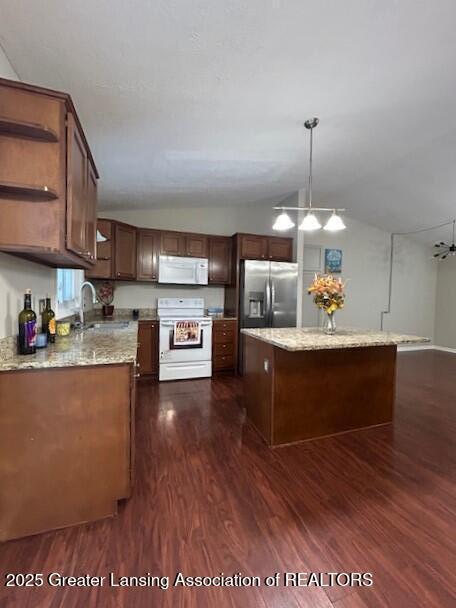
[0,117,59,142]
[0,182,58,202]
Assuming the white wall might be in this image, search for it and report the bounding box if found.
[434,257,456,348]
[0,47,57,339]
[104,203,436,339]
[303,219,437,339]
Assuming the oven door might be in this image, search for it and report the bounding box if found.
[159,320,212,364]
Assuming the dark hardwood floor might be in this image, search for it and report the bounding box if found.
[0,350,455,608]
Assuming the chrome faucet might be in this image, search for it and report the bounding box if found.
[79,281,97,326]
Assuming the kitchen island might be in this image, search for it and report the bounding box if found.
[0,322,138,542]
[242,327,428,447]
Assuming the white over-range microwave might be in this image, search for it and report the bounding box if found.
[158,255,209,285]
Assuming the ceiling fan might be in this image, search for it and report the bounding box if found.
[434,220,456,260]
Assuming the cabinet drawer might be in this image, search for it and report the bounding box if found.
[214,354,235,370]
[213,320,237,331]
[214,329,235,344]
[214,342,235,357]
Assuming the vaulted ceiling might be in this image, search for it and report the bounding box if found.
[1,0,455,238]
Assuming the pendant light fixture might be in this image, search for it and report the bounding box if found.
[272,208,295,231]
[272,117,346,232]
[324,210,347,232]
[299,118,322,231]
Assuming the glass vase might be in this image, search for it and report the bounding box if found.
[324,311,336,335]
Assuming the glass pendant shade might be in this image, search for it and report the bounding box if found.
[273,211,295,231]
[324,211,346,232]
[299,211,322,231]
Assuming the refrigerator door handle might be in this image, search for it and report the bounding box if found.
[270,279,275,325]
[265,278,272,326]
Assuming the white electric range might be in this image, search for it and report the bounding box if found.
[158,298,213,381]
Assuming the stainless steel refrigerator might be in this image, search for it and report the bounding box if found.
[239,260,298,370]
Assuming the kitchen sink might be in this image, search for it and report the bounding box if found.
[85,321,130,331]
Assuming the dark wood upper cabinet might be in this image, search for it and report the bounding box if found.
[87,226,293,282]
[209,237,232,284]
[236,234,293,262]
[115,222,137,280]
[186,234,208,258]
[137,321,158,377]
[66,114,88,258]
[86,219,114,280]
[160,231,186,256]
[0,77,99,269]
[85,163,97,263]
[238,234,268,260]
[137,229,159,282]
[267,237,293,262]
[160,231,208,258]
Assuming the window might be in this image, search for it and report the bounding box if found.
[56,269,84,318]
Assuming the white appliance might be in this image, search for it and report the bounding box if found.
[158,298,212,381]
[158,255,208,285]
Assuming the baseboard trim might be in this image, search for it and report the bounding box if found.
[432,345,456,354]
[398,344,456,354]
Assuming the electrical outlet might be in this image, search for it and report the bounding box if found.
[38,298,46,314]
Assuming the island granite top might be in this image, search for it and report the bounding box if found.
[241,327,429,352]
[0,321,138,372]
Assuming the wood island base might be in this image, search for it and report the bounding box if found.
[243,335,397,447]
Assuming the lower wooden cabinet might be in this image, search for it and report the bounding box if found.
[212,319,237,373]
[137,321,158,378]
[0,363,134,541]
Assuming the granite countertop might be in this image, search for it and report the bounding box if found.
[0,321,138,372]
[86,309,236,322]
[241,327,429,352]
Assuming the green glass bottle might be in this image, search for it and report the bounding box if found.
[42,296,56,343]
[18,289,37,355]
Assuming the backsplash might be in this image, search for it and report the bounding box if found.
[0,335,16,362]
[96,282,225,310]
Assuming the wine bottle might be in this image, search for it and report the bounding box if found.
[18,289,37,355]
[42,296,56,343]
